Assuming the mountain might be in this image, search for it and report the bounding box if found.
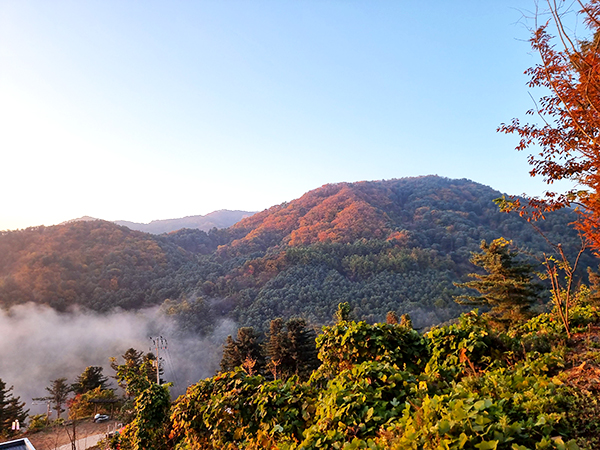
[201,176,596,328]
[114,210,255,234]
[0,220,197,311]
[0,176,595,330]
[59,216,102,224]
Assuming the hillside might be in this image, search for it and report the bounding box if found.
[0,221,195,311]
[114,210,255,234]
[0,176,595,330]
[195,176,595,329]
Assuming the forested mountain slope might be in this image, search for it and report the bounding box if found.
[0,176,594,330]
[194,176,594,329]
[0,221,195,311]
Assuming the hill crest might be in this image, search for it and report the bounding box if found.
[225,176,506,252]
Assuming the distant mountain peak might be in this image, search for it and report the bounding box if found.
[114,210,256,234]
[59,216,102,225]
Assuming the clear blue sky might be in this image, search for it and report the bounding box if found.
[0,1,562,230]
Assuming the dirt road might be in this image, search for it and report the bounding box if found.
[25,419,121,450]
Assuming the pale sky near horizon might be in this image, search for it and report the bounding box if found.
[0,1,575,231]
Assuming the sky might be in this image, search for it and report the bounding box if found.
[0,1,572,231]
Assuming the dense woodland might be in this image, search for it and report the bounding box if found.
[0,176,594,333]
[2,177,599,448]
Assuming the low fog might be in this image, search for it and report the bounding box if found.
[0,303,236,416]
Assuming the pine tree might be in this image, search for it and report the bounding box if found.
[111,348,162,398]
[265,318,318,381]
[45,378,71,419]
[285,318,318,380]
[220,327,265,374]
[266,318,287,380]
[0,378,28,438]
[455,238,541,324]
[72,366,111,395]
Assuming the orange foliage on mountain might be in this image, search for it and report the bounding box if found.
[224,182,394,253]
[0,220,182,310]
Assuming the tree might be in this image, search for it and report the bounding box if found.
[454,238,541,324]
[68,387,119,420]
[0,378,28,438]
[498,0,600,252]
[45,377,71,419]
[220,327,265,374]
[265,318,318,381]
[126,383,171,450]
[334,302,352,323]
[71,366,110,395]
[386,311,399,324]
[266,318,286,380]
[285,318,319,379]
[111,348,161,398]
[538,236,587,338]
[316,319,428,376]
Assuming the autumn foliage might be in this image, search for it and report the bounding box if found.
[0,221,188,310]
[225,182,392,253]
[499,0,600,252]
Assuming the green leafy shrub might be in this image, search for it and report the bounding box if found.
[300,361,424,449]
[26,414,49,432]
[520,312,564,334]
[569,304,600,330]
[563,387,600,449]
[157,304,600,449]
[316,320,429,376]
[170,369,264,448]
[118,383,171,450]
[378,362,577,449]
[249,376,316,444]
[170,369,318,449]
[425,311,501,380]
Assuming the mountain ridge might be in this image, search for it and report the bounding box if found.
[0,176,594,330]
[58,209,256,234]
[114,209,256,234]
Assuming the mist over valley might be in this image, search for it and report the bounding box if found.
[0,303,236,416]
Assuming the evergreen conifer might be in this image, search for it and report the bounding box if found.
[455,238,540,324]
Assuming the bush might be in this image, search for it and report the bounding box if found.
[378,362,577,449]
[68,387,119,420]
[425,311,501,380]
[27,414,49,432]
[300,361,423,449]
[316,320,429,377]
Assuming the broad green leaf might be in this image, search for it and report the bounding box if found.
[475,440,498,450]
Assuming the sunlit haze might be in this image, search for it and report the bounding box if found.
[0,1,558,231]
